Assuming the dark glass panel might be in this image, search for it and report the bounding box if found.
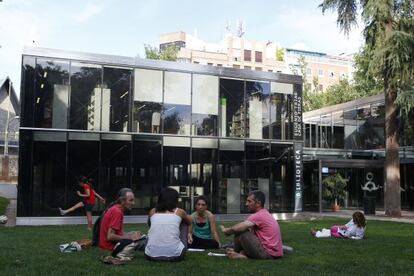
[270,144,292,212]
[17,130,33,216]
[219,79,245,137]
[132,140,162,214]
[217,149,244,214]
[67,139,101,214]
[69,63,102,130]
[21,56,36,127]
[100,140,131,206]
[163,146,190,210]
[103,67,132,132]
[34,59,70,129]
[192,114,218,136]
[32,141,66,216]
[191,148,217,212]
[133,102,163,133]
[244,142,270,213]
[163,104,191,135]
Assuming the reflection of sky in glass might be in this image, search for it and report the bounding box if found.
[164,104,191,121]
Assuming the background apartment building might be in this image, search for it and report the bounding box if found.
[160,31,354,92]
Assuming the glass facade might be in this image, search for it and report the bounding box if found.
[18,49,303,217]
[302,95,414,211]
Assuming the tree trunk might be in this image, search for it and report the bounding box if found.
[383,18,401,217]
[384,82,401,217]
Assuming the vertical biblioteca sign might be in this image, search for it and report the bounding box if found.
[293,84,303,212]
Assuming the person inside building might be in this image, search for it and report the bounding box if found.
[220,190,284,259]
[59,176,105,230]
[99,188,146,264]
[145,187,193,261]
[189,195,220,249]
[311,211,366,239]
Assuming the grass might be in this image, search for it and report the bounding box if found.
[0,196,9,215]
[1,218,414,275]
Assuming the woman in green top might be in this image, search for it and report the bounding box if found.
[189,196,220,249]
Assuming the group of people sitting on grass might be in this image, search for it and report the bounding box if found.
[59,177,367,264]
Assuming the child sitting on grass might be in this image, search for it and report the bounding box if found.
[311,211,366,240]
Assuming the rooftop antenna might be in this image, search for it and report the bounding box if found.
[225,20,231,34]
[235,19,245,38]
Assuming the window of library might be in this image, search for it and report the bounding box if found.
[192,74,219,136]
[319,114,332,148]
[100,139,131,207]
[219,78,245,137]
[357,104,376,149]
[67,139,100,214]
[255,51,262,63]
[244,50,251,61]
[103,67,133,132]
[21,56,36,127]
[343,108,358,149]
[132,139,162,214]
[32,141,66,216]
[34,59,70,129]
[217,149,244,214]
[244,142,270,213]
[269,144,292,212]
[191,147,218,212]
[332,111,345,148]
[246,81,270,139]
[163,146,191,210]
[69,62,103,130]
[163,71,191,135]
[270,82,292,140]
[370,103,385,148]
[133,69,163,134]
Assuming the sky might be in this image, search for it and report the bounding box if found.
[0,0,364,95]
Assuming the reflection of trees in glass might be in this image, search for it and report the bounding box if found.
[164,111,181,134]
[133,102,163,133]
[194,114,217,136]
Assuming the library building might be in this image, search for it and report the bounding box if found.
[17,47,304,219]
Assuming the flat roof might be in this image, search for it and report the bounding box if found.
[303,93,384,119]
[23,47,303,85]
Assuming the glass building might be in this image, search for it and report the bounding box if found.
[302,94,414,211]
[18,47,303,218]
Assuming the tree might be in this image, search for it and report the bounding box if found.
[144,44,179,61]
[320,0,414,216]
[275,47,285,61]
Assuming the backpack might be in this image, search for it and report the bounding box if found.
[92,202,116,246]
[92,215,103,246]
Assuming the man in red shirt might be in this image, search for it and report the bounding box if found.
[99,188,146,263]
[221,190,284,259]
[59,176,105,230]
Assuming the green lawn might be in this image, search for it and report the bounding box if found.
[0,196,9,215]
[1,218,413,275]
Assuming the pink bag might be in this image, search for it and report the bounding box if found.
[330,225,343,238]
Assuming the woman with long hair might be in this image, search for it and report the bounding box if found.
[145,187,192,261]
[311,211,367,239]
[189,195,220,249]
